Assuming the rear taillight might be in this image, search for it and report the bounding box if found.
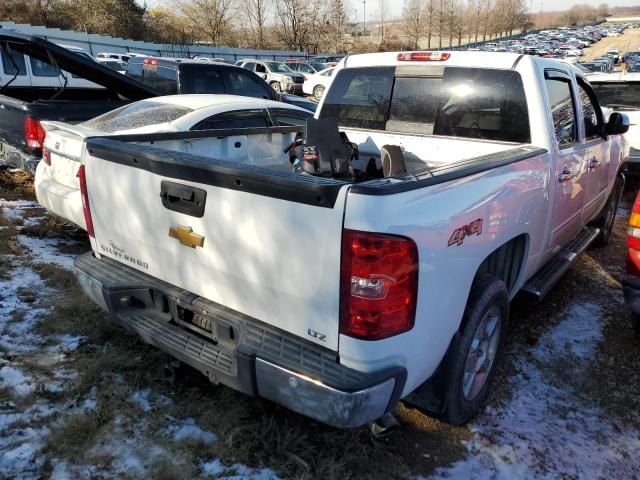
[24,117,46,150]
[397,51,451,62]
[340,229,418,340]
[627,193,640,275]
[42,147,51,166]
[77,165,95,238]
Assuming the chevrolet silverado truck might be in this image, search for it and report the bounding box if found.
[0,30,156,172]
[72,51,628,428]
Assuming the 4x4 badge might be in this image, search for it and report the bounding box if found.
[169,226,205,249]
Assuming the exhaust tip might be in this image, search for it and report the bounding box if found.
[370,412,400,438]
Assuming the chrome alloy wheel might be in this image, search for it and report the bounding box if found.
[462,306,502,401]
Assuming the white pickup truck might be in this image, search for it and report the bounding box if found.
[73,52,628,429]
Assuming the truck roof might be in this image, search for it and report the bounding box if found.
[341,51,524,70]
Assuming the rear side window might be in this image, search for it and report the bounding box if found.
[545,77,577,147]
[225,70,271,98]
[126,60,143,81]
[1,49,26,76]
[321,66,530,142]
[30,57,59,77]
[320,66,394,130]
[153,66,178,95]
[82,101,193,133]
[179,66,226,94]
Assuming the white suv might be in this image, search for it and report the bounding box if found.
[236,59,305,94]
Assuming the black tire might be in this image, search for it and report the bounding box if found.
[441,274,509,426]
[313,85,325,102]
[591,174,624,248]
[270,81,282,93]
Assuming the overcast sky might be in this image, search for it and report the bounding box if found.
[348,0,640,21]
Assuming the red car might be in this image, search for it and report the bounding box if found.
[624,191,640,332]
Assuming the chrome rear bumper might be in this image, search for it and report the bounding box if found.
[74,252,405,428]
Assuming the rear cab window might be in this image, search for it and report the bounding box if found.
[30,57,60,77]
[82,101,193,133]
[1,48,26,76]
[320,66,531,143]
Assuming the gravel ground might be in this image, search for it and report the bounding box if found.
[1,168,639,479]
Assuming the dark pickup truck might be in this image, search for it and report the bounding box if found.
[0,31,156,172]
[125,57,317,113]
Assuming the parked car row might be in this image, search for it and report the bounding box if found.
[469,22,628,64]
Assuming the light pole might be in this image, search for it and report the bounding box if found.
[363,0,366,35]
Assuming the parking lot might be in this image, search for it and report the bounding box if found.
[1,16,640,480]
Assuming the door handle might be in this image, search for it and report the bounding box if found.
[160,181,207,218]
[589,157,600,170]
[558,170,573,183]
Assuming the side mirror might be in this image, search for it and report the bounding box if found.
[606,112,630,135]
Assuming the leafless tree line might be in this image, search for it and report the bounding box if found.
[401,0,532,50]
[0,0,613,54]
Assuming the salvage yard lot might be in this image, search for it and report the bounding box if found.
[1,167,640,479]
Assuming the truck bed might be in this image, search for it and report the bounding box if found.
[82,126,545,352]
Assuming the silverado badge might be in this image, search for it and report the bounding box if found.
[169,226,205,249]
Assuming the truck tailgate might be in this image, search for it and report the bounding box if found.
[84,138,349,351]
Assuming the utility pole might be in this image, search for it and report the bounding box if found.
[363,0,366,35]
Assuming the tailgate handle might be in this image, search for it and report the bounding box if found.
[160,181,207,218]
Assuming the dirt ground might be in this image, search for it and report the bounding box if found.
[1,167,640,479]
[582,27,640,61]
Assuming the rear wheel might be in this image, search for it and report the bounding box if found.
[270,81,282,93]
[591,174,624,248]
[313,85,325,102]
[442,274,509,425]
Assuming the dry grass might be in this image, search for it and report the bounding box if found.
[582,27,640,61]
[45,411,110,460]
[0,167,35,201]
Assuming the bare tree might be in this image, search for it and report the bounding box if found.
[174,0,234,46]
[325,0,349,53]
[401,0,426,49]
[378,0,386,45]
[244,0,270,49]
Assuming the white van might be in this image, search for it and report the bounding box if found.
[0,47,101,88]
[96,52,132,63]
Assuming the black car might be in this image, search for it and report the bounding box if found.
[126,57,317,112]
[286,61,328,75]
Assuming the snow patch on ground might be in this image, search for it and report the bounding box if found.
[428,303,640,480]
[129,388,173,413]
[17,235,77,271]
[0,425,49,479]
[533,303,602,360]
[0,365,34,397]
[0,199,40,223]
[201,458,280,479]
[167,417,216,445]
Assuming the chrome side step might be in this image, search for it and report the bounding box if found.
[522,227,600,301]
